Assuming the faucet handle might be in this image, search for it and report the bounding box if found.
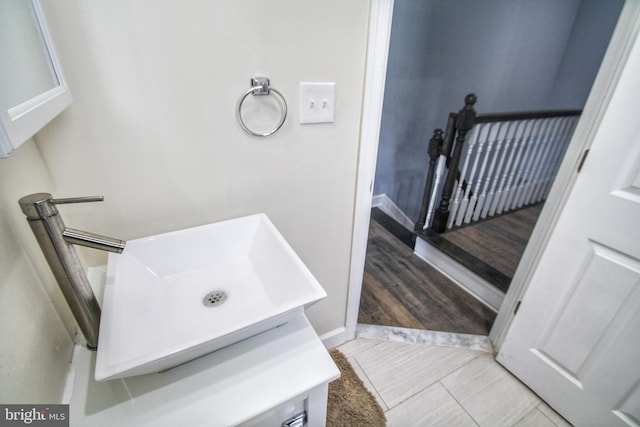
[51,196,104,205]
[19,193,106,219]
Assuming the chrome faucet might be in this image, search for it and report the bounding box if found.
[18,193,126,350]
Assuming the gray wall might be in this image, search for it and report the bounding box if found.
[375,0,623,222]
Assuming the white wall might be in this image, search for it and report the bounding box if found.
[34,1,370,337]
[0,139,75,403]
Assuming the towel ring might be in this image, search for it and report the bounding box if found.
[236,77,288,137]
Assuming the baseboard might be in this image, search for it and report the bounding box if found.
[371,194,414,230]
[414,237,504,311]
[320,326,350,349]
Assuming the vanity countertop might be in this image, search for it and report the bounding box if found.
[66,313,339,426]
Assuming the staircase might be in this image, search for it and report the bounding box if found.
[418,203,543,293]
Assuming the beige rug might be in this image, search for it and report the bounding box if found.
[327,349,386,426]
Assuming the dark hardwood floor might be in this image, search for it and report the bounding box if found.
[358,210,496,335]
[419,204,543,292]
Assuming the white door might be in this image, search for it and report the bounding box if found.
[496,8,640,427]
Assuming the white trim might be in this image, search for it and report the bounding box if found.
[414,238,503,312]
[371,193,414,230]
[344,0,395,342]
[489,1,640,349]
[319,326,347,349]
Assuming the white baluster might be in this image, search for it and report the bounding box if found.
[484,121,517,218]
[495,120,528,215]
[526,117,562,204]
[504,119,537,212]
[425,154,447,228]
[474,123,502,221]
[462,123,493,224]
[535,116,576,202]
[534,117,571,201]
[513,119,543,208]
[448,126,480,229]
[503,119,538,211]
[519,117,555,206]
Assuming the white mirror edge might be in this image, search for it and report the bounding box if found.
[0,0,72,159]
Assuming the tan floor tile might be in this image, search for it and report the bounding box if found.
[354,340,481,408]
[385,382,477,427]
[344,338,574,426]
[336,338,383,358]
[346,355,389,411]
[536,403,572,426]
[441,354,540,427]
[514,407,557,427]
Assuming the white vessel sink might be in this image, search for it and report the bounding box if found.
[95,214,326,381]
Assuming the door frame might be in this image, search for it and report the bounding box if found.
[344,0,395,340]
[346,0,640,348]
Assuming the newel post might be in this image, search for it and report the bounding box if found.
[414,129,444,233]
[431,94,477,232]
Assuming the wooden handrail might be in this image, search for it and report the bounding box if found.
[474,109,581,124]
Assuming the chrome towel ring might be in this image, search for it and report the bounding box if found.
[236,77,288,137]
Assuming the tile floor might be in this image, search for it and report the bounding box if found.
[337,326,571,427]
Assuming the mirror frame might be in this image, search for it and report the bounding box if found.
[0,0,72,158]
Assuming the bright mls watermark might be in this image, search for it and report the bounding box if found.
[0,405,68,426]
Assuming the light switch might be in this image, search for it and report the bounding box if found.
[299,82,335,124]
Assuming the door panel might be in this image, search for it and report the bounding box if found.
[537,241,640,383]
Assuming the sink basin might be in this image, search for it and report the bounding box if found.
[95,214,326,381]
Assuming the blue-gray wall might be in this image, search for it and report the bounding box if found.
[375,0,623,222]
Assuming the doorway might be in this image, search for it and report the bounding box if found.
[349,0,624,338]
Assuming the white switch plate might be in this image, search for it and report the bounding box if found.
[299,82,335,124]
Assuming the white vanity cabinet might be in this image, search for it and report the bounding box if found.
[67,314,340,426]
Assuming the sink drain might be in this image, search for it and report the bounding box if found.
[203,290,228,307]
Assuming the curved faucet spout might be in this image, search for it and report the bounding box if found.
[63,228,125,253]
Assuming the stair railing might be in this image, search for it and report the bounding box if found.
[416,94,580,234]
